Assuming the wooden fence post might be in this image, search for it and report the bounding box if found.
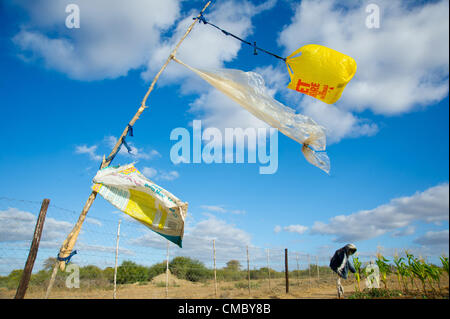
[213,239,217,298]
[15,199,50,299]
[246,246,251,295]
[285,248,289,293]
[267,249,271,290]
[113,219,121,299]
[316,255,320,286]
[166,240,169,298]
[307,254,312,290]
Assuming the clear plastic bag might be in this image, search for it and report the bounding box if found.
[174,57,330,173]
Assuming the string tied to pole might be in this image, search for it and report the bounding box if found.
[103,124,134,167]
[57,250,77,265]
[193,13,286,62]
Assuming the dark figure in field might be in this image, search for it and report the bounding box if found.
[329,244,357,298]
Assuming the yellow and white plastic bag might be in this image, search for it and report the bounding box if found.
[92,163,187,247]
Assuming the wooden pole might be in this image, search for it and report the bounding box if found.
[44,1,212,299]
[166,240,169,298]
[266,249,271,290]
[307,254,312,290]
[296,253,300,287]
[15,199,50,299]
[316,255,320,286]
[113,220,121,299]
[246,246,251,295]
[213,239,217,298]
[285,248,289,294]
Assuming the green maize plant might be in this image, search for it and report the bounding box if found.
[393,255,409,292]
[352,255,362,292]
[376,254,391,289]
[406,252,418,291]
[424,263,442,293]
[408,256,429,295]
[440,256,448,276]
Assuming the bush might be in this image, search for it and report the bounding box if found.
[216,269,246,281]
[103,267,115,282]
[30,270,51,286]
[169,257,212,282]
[116,260,149,284]
[80,265,103,280]
[148,262,166,280]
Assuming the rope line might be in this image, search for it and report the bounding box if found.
[194,13,286,62]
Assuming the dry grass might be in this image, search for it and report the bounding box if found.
[1,273,447,299]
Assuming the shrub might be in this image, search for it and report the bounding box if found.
[148,262,166,280]
[116,260,149,284]
[80,265,103,280]
[169,257,211,282]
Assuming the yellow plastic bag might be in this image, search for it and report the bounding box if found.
[92,163,188,247]
[286,44,357,104]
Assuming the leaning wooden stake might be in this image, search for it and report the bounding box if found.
[113,220,121,299]
[15,199,50,299]
[44,1,212,299]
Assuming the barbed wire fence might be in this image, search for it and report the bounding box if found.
[0,197,436,299]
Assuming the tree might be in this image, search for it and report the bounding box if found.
[116,260,149,284]
[169,257,211,282]
[225,260,241,271]
[43,257,57,271]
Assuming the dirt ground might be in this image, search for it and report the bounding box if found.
[1,273,448,299]
[0,273,351,299]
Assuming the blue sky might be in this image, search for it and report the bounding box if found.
[0,0,448,274]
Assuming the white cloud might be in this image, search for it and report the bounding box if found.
[283,224,309,235]
[200,205,246,215]
[278,0,449,116]
[258,0,450,144]
[74,144,102,161]
[141,0,275,134]
[129,215,253,262]
[142,167,157,179]
[311,183,449,242]
[274,224,308,235]
[75,136,161,162]
[142,0,276,82]
[392,225,416,238]
[105,136,161,160]
[200,205,227,213]
[142,166,179,181]
[0,207,73,242]
[414,230,449,246]
[11,0,181,80]
[85,217,102,227]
